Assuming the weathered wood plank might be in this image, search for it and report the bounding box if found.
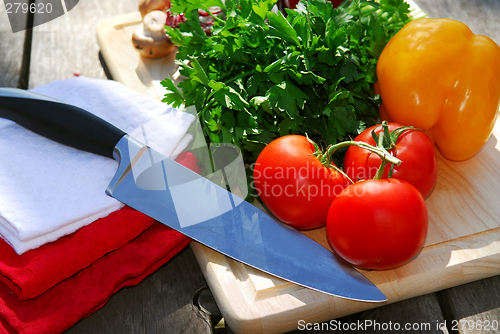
[356,294,449,334]
[28,0,138,88]
[414,0,500,44]
[0,0,27,87]
[65,247,213,334]
[437,276,500,334]
[270,293,447,334]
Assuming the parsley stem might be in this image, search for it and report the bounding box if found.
[383,22,407,30]
[200,4,225,24]
[223,70,255,85]
[201,98,217,123]
[200,69,255,119]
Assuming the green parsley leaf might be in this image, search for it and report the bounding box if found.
[163,0,413,166]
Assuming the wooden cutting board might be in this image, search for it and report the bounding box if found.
[97,7,500,333]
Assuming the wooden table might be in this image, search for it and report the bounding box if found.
[1,0,500,333]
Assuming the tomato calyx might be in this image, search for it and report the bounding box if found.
[369,121,421,179]
[307,121,424,184]
[371,121,420,152]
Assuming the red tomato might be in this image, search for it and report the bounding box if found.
[175,151,202,174]
[343,123,437,198]
[253,135,348,230]
[326,179,428,270]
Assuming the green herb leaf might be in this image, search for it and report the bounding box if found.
[252,0,274,20]
[266,11,302,48]
[163,0,413,167]
[160,79,184,107]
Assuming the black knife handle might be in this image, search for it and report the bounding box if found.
[0,88,125,159]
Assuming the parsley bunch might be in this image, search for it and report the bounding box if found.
[162,0,412,163]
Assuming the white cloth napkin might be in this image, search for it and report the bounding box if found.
[0,76,195,254]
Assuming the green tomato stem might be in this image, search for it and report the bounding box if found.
[374,158,388,180]
[329,163,355,185]
[307,136,355,184]
[325,140,401,166]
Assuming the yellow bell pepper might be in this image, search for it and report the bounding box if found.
[376,18,500,161]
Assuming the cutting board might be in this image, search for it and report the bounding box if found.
[97,7,500,333]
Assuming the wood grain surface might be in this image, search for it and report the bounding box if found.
[28,0,138,88]
[416,0,500,45]
[226,293,448,334]
[96,11,179,100]
[438,276,500,334]
[407,2,500,333]
[0,0,26,88]
[65,247,214,334]
[96,1,500,332]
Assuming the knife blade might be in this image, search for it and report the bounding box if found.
[0,87,386,302]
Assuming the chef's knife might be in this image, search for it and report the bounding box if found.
[0,87,386,302]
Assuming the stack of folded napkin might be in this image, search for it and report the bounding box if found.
[0,77,198,333]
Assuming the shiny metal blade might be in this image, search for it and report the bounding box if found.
[106,135,387,302]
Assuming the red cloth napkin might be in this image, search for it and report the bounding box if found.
[0,151,201,301]
[0,151,201,333]
[0,206,155,300]
[0,223,191,334]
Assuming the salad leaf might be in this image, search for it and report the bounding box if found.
[162,0,413,163]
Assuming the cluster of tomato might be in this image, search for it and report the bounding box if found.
[253,123,437,270]
[251,13,500,270]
